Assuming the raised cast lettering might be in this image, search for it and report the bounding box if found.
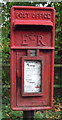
[37,35,46,46]
[29,34,36,41]
[16,12,30,18]
[32,13,51,19]
[47,14,51,19]
[21,34,46,46]
[16,12,51,20]
[21,34,28,46]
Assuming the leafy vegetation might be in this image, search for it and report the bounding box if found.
[52,2,62,64]
[1,1,62,120]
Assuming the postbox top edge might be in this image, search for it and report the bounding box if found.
[11,5,55,11]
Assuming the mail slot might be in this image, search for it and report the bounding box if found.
[10,6,55,111]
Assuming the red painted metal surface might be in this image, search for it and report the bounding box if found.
[10,6,55,111]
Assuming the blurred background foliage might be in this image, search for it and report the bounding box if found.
[1,1,62,119]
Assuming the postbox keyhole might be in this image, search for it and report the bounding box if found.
[30,50,36,56]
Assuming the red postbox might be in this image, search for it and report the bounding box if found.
[10,6,55,111]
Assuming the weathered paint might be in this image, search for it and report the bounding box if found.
[10,6,55,111]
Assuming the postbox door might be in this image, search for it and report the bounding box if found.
[15,49,53,108]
